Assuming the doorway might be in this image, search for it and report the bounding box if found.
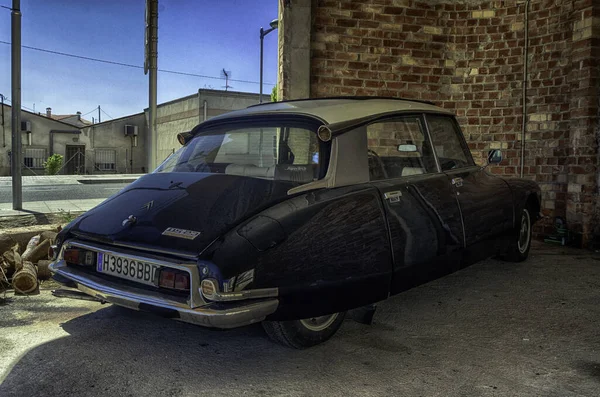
[65,145,86,175]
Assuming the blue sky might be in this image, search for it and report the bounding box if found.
[0,0,278,119]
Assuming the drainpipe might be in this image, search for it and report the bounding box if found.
[0,94,5,147]
[197,90,202,124]
[520,0,530,178]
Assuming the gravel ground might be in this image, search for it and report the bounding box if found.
[1,243,599,397]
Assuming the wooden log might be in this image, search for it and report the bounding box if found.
[12,261,38,295]
[22,239,51,263]
[3,244,22,273]
[40,231,58,244]
[36,260,53,280]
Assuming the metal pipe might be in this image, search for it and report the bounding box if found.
[147,0,158,172]
[197,90,201,124]
[1,93,5,147]
[11,0,22,210]
[520,0,530,178]
[203,100,207,121]
[259,27,264,103]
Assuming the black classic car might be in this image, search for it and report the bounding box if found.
[50,97,540,348]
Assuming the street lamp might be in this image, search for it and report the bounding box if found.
[259,19,278,104]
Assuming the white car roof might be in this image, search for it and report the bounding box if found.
[205,97,454,125]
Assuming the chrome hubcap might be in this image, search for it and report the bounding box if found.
[518,209,531,254]
[299,313,338,332]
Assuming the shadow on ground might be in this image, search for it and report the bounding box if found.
[1,247,600,397]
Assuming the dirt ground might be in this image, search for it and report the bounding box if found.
[1,242,599,397]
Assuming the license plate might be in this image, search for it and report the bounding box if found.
[97,252,160,286]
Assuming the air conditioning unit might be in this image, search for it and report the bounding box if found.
[124,125,139,136]
[21,121,31,132]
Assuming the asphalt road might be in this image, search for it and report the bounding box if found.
[0,183,129,203]
[1,243,599,397]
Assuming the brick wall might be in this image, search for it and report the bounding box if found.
[305,0,599,244]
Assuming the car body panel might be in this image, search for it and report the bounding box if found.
[69,172,297,256]
[372,173,464,295]
[49,97,541,330]
[202,184,393,319]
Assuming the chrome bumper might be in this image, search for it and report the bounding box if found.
[49,260,279,329]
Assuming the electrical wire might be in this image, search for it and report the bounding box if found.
[100,108,113,120]
[0,40,276,86]
[3,97,35,113]
[80,107,99,117]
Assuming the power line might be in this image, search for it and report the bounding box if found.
[80,107,99,117]
[0,40,277,86]
[3,97,35,113]
[100,108,113,120]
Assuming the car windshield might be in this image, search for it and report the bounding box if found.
[156,123,323,184]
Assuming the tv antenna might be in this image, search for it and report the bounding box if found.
[221,69,232,91]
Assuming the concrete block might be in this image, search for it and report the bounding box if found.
[511,22,524,31]
[529,113,550,122]
[423,26,443,35]
[472,10,495,18]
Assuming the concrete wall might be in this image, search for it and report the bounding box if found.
[80,113,147,174]
[0,104,86,176]
[154,89,270,164]
[0,104,146,175]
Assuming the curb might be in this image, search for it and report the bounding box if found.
[77,179,137,184]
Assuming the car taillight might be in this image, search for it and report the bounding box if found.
[158,269,189,291]
[63,248,80,264]
[63,248,95,266]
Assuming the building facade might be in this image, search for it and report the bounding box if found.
[153,89,269,163]
[277,0,599,246]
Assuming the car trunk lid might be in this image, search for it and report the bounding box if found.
[69,173,295,257]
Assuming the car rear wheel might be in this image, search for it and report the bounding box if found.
[262,312,346,349]
[501,206,532,262]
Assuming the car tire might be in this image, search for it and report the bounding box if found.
[262,312,346,349]
[501,205,533,262]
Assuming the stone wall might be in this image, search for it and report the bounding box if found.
[278,0,599,244]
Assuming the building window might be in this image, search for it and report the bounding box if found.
[23,148,47,169]
[95,149,116,171]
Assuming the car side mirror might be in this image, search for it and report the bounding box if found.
[488,149,502,164]
[482,149,502,170]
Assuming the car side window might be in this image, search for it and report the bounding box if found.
[426,115,474,171]
[366,116,438,181]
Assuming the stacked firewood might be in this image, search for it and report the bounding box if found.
[0,230,58,295]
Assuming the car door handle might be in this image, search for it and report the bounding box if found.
[384,190,402,203]
[451,177,463,188]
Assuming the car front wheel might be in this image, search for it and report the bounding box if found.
[262,312,346,349]
[501,206,532,262]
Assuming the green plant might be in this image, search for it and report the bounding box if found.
[57,208,76,224]
[271,85,278,102]
[44,154,63,175]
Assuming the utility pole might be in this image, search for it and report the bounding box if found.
[98,105,101,123]
[11,0,22,210]
[145,0,158,171]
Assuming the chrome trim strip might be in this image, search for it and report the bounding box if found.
[49,260,279,329]
[69,232,199,260]
[204,287,279,302]
[111,241,199,260]
[61,239,204,307]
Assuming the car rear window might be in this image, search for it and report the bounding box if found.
[155,124,323,184]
